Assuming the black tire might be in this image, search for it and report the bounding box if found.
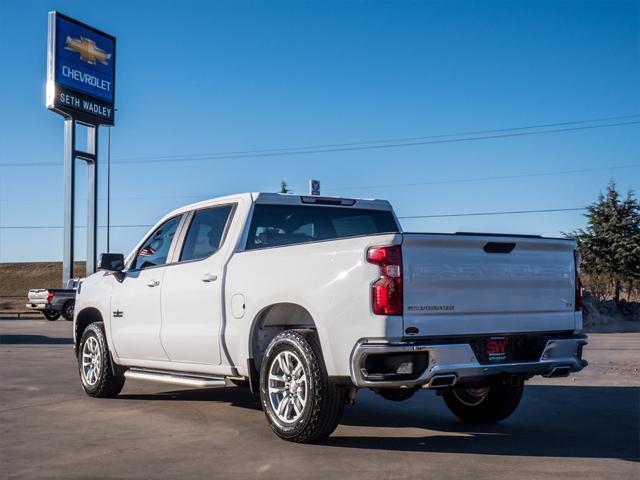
[62,301,75,321]
[375,387,419,402]
[259,330,345,443]
[443,384,524,424]
[78,322,125,398]
[43,310,60,321]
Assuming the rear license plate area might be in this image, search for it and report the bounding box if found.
[482,336,511,363]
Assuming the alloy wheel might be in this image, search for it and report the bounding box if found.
[82,336,101,386]
[268,350,308,423]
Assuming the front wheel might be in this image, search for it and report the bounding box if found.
[78,322,125,398]
[443,384,524,424]
[259,330,345,443]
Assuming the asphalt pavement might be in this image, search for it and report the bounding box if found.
[1,318,638,479]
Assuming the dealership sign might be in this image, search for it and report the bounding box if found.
[46,12,116,125]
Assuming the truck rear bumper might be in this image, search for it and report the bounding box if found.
[349,334,588,388]
[26,303,48,311]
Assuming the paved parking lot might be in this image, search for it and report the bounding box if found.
[1,317,638,479]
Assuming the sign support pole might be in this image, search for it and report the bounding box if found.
[106,126,111,253]
[62,118,76,287]
[86,125,98,276]
[62,120,100,286]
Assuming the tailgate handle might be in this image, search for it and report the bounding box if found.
[483,242,516,253]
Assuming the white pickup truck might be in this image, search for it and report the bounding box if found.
[74,192,587,443]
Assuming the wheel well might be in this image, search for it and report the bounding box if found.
[250,303,316,371]
[75,307,103,353]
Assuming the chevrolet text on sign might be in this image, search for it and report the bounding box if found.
[46,12,116,125]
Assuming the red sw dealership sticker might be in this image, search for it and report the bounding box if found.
[486,336,509,362]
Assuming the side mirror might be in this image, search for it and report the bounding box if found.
[98,253,125,272]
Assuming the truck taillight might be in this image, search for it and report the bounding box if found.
[367,245,403,315]
[46,291,55,303]
[574,250,583,311]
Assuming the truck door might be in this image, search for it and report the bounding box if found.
[160,204,235,365]
[110,215,183,361]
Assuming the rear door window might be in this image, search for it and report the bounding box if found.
[180,205,234,262]
[246,204,398,250]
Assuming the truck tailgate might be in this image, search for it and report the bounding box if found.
[402,233,578,336]
[28,289,49,305]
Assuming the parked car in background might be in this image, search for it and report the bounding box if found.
[73,192,587,443]
[27,278,79,321]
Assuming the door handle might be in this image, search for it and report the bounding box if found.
[201,273,218,283]
[146,279,160,287]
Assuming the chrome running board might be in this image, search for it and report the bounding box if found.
[124,369,227,388]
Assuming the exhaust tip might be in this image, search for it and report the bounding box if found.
[428,374,457,388]
[545,366,572,378]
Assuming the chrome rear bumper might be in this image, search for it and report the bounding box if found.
[25,303,47,311]
[349,334,588,388]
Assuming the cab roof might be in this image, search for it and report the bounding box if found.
[166,192,393,218]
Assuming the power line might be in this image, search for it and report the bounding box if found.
[1,114,639,168]
[0,193,208,203]
[1,161,637,203]
[0,224,152,230]
[0,207,588,229]
[104,119,640,165]
[398,207,586,219]
[102,113,640,163]
[326,163,640,191]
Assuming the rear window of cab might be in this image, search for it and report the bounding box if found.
[245,204,399,250]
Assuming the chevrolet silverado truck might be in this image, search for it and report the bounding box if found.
[73,192,587,443]
[27,278,79,321]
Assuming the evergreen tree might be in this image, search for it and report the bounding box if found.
[569,181,640,301]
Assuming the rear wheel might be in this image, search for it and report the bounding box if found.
[375,387,419,402]
[443,384,524,423]
[259,330,345,443]
[78,322,125,398]
[62,301,75,321]
[43,310,60,321]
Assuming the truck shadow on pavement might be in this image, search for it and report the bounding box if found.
[119,384,639,460]
[330,385,640,460]
[118,386,263,411]
[0,334,73,345]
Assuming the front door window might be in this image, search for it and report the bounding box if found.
[131,216,182,270]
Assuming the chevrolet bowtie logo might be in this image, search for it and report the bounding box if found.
[65,36,111,66]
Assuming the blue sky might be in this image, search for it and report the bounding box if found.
[0,0,639,262]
